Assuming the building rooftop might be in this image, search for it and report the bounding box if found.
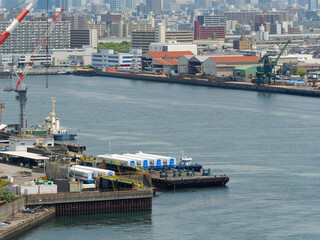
[210,56,260,63]
[153,59,178,65]
[144,51,195,58]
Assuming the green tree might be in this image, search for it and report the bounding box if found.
[0,186,21,203]
[295,68,306,77]
[98,41,132,53]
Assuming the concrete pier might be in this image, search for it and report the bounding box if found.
[95,70,320,98]
[0,208,55,240]
[25,189,153,216]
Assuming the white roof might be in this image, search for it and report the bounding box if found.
[0,124,7,130]
[1,151,49,160]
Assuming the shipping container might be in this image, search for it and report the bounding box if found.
[72,165,115,177]
[82,183,96,191]
[19,185,39,195]
[69,181,81,193]
[39,184,58,194]
[54,179,70,192]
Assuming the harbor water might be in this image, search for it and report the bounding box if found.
[0,75,319,239]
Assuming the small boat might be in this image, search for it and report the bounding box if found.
[53,131,77,140]
[57,70,71,75]
[176,152,202,172]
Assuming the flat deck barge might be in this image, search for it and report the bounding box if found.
[151,172,229,189]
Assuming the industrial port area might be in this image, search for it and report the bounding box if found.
[1,0,320,239]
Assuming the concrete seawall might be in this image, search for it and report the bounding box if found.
[95,70,320,98]
[25,189,153,216]
[0,209,55,240]
[0,198,25,220]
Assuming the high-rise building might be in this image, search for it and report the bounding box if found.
[54,0,69,11]
[36,0,53,10]
[0,21,70,54]
[197,15,226,27]
[70,29,98,49]
[66,15,88,30]
[2,0,18,10]
[131,30,157,53]
[194,20,225,40]
[195,0,210,8]
[146,0,163,14]
[110,0,121,11]
[309,0,319,9]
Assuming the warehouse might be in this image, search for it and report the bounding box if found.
[203,56,260,77]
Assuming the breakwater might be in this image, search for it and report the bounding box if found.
[95,70,320,98]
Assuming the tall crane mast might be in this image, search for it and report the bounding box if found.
[2,7,65,130]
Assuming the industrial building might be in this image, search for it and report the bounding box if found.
[92,49,142,69]
[50,45,97,66]
[141,51,194,71]
[149,42,197,55]
[203,56,260,77]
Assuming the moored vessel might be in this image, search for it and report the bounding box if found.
[73,68,95,76]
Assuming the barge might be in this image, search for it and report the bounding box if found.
[151,171,229,189]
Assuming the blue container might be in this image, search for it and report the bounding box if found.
[143,160,149,169]
[169,158,176,168]
[156,159,162,169]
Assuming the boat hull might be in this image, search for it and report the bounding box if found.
[54,133,77,140]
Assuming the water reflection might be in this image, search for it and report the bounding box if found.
[54,211,152,227]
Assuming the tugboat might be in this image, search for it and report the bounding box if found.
[176,152,202,172]
[40,98,77,140]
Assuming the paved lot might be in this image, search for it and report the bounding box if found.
[0,163,45,185]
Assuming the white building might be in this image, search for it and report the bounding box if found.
[92,49,142,69]
[49,46,97,66]
[149,41,197,55]
[9,136,54,152]
[256,25,269,41]
[0,55,13,66]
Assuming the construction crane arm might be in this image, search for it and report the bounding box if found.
[0,0,38,45]
[15,9,65,89]
[272,39,291,67]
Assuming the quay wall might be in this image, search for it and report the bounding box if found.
[0,209,55,240]
[0,198,25,220]
[95,70,320,98]
[25,189,153,216]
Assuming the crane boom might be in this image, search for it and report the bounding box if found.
[272,40,291,67]
[15,8,65,89]
[0,0,38,45]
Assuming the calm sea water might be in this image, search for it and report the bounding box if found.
[1,75,320,240]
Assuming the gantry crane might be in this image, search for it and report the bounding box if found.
[256,39,291,85]
[1,1,64,130]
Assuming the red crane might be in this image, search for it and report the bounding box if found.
[0,0,38,45]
